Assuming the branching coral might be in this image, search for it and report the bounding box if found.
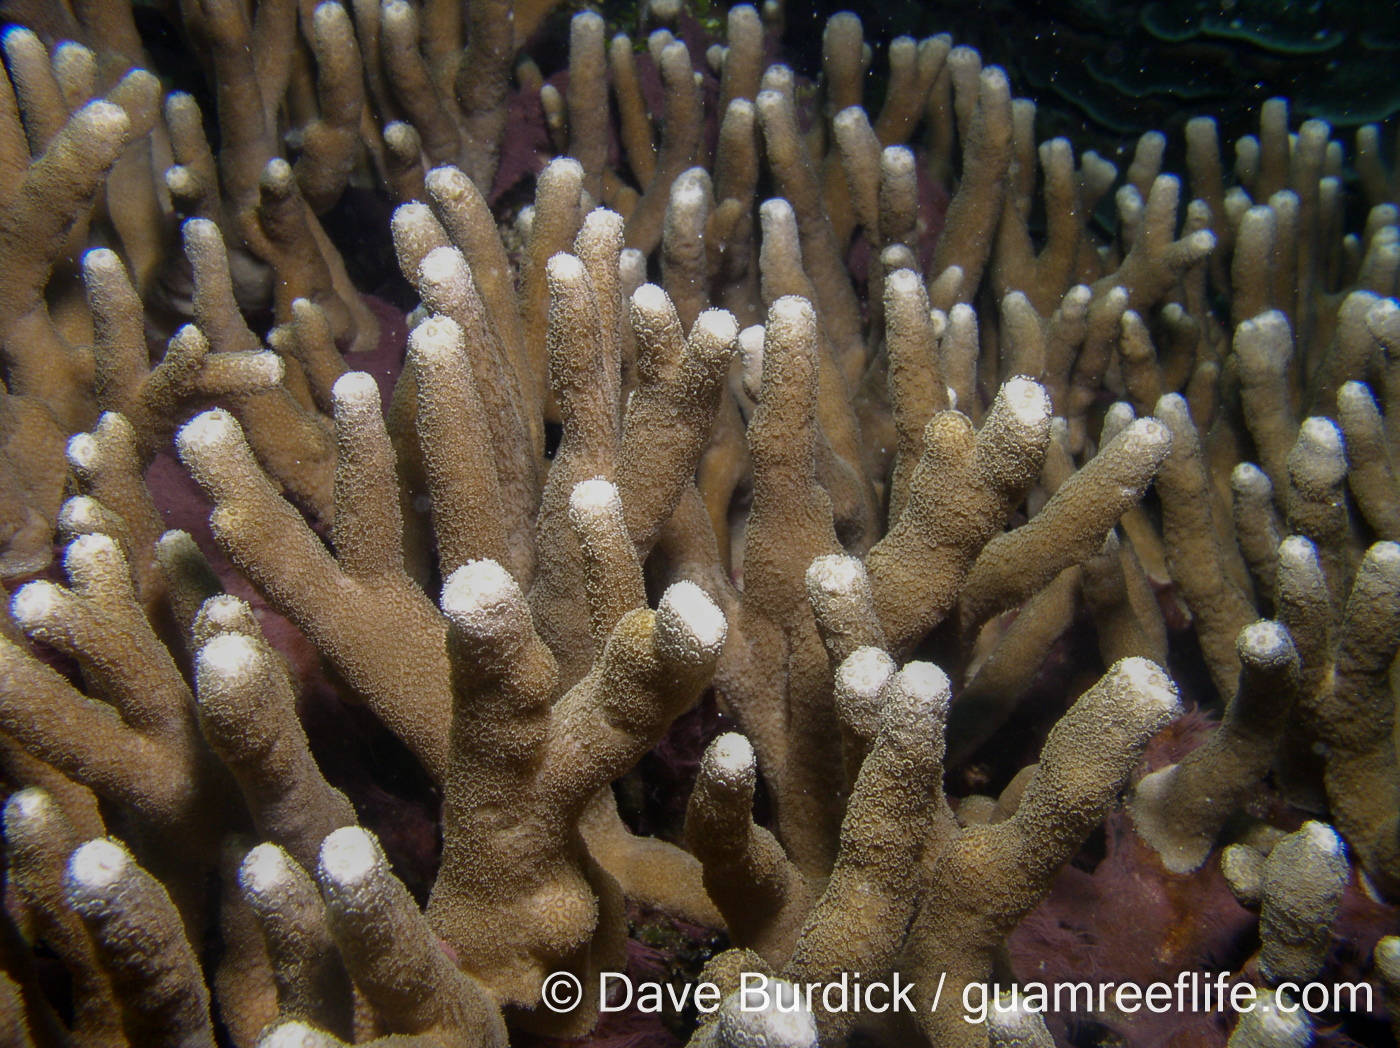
[0,2,1398,1047]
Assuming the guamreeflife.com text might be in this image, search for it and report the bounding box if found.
[540,969,1374,1022]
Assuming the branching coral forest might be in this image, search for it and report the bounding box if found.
[0,0,1398,1046]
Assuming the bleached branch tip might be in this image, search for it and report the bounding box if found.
[441,560,522,633]
[1300,820,1343,857]
[1124,417,1171,451]
[694,308,739,346]
[759,197,795,222]
[886,268,922,294]
[1230,462,1271,495]
[1000,377,1051,427]
[201,594,250,628]
[176,408,240,457]
[631,282,670,314]
[4,787,53,828]
[419,245,465,284]
[68,839,130,892]
[656,581,727,662]
[198,632,261,680]
[882,145,915,174]
[541,156,584,181]
[240,843,294,896]
[332,371,380,410]
[569,478,622,521]
[11,581,62,628]
[319,826,381,887]
[409,315,465,359]
[1277,535,1319,570]
[807,554,866,597]
[1237,621,1293,665]
[837,647,897,702]
[83,247,122,277]
[65,433,98,471]
[547,252,586,283]
[719,979,817,1048]
[831,106,865,133]
[1294,418,1347,483]
[183,215,221,244]
[770,295,815,329]
[1111,657,1181,718]
[58,497,101,530]
[80,100,129,138]
[708,732,755,780]
[259,1021,338,1048]
[65,533,121,576]
[1365,541,1400,570]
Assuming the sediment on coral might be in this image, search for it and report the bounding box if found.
[0,1,1398,1047]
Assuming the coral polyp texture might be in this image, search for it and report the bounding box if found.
[0,0,1398,1046]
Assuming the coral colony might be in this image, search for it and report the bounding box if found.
[0,0,1399,1046]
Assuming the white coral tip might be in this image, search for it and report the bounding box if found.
[837,647,896,702]
[1297,416,1344,454]
[631,282,671,315]
[1277,536,1319,570]
[66,432,98,470]
[769,295,815,330]
[720,980,817,1047]
[176,409,240,456]
[1231,462,1271,495]
[739,325,765,367]
[759,198,796,230]
[1365,541,1400,571]
[694,308,739,346]
[248,351,284,384]
[1001,377,1051,427]
[897,661,949,703]
[68,532,119,563]
[81,100,129,138]
[1238,621,1292,664]
[1125,416,1171,451]
[183,215,221,245]
[547,251,587,283]
[656,580,726,662]
[201,594,250,629]
[332,371,380,411]
[542,156,585,182]
[988,993,1049,1034]
[1112,657,1180,718]
[807,554,865,597]
[670,172,708,209]
[419,245,464,286]
[4,787,53,829]
[258,1020,338,1048]
[11,582,62,628]
[441,560,522,632]
[882,145,915,175]
[886,267,922,296]
[240,843,293,896]
[569,478,622,521]
[708,733,754,779]
[198,632,260,681]
[831,106,865,134]
[319,826,381,887]
[1337,380,1376,413]
[409,315,465,362]
[68,839,129,892]
[1300,820,1343,857]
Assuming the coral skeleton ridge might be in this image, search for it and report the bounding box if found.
[0,0,1398,1046]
